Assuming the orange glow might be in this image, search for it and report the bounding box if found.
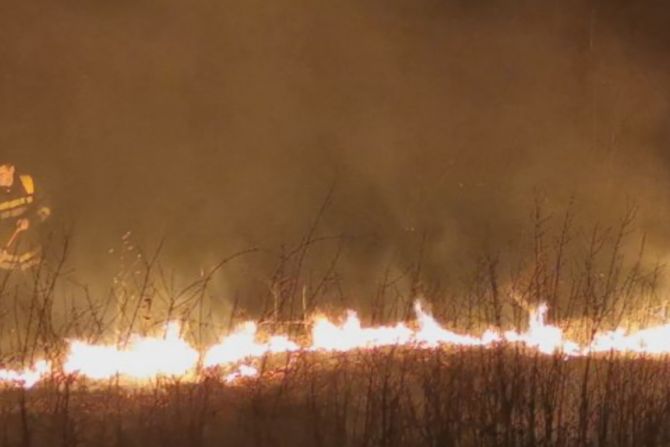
[203,322,299,367]
[3,302,670,388]
[225,365,259,384]
[0,360,50,388]
[311,311,413,351]
[63,322,198,380]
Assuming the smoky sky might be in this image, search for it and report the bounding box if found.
[1,1,669,299]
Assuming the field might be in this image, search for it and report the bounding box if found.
[0,209,669,447]
[3,348,670,446]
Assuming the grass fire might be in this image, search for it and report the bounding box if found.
[2,0,670,445]
[1,207,670,446]
[8,298,670,389]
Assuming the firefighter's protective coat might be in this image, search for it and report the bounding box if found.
[0,173,50,270]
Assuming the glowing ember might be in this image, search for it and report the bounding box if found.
[1,301,670,388]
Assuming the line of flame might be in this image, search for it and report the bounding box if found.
[2,302,670,388]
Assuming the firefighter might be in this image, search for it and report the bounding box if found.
[0,162,51,270]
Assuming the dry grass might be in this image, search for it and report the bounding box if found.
[0,204,668,446]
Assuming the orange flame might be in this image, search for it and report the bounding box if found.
[0,360,50,388]
[203,322,299,367]
[2,301,670,388]
[63,322,198,380]
[312,311,413,351]
[224,365,259,384]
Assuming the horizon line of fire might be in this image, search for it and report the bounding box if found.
[1,301,670,388]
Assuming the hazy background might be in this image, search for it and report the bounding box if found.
[1,0,669,305]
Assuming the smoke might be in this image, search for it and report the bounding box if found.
[0,0,669,302]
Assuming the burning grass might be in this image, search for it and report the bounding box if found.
[0,205,669,446]
[3,347,670,446]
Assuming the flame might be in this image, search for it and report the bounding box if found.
[312,311,413,351]
[2,301,670,388]
[502,304,581,355]
[63,322,198,380]
[590,324,670,355]
[0,360,50,388]
[203,322,299,367]
[224,365,259,384]
[414,302,499,347]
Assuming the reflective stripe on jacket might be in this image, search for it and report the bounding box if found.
[0,175,35,221]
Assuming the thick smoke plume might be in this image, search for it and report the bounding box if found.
[0,1,669,306]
